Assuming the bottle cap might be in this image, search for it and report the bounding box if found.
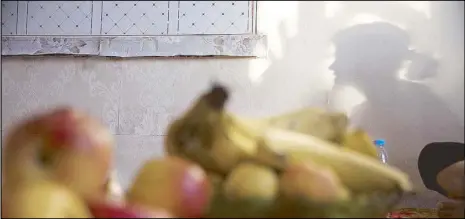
[374,139,385,147]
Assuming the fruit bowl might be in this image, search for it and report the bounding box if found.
[204,175,405,218]
[1,84,412,218]
[161,84,413,218]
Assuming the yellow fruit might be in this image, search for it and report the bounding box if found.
[280,161,350,203]
[341,129,378,159]
[263,127,412,193]
[223,162,279,200]
[2,179,91,218]
[163,83,412,198]
[263,108,349,143]
[164,85,352,177]
[164,85,264,175]
[126,156,211,218]
[2,107,114,201]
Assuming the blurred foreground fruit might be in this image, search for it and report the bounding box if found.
[163,83,413,217]
[266,128,411,193]
[223,162,279,201]
[341,129,378,159]
[279,161,350,203]
[102,170,125,203]
[88,200,173,218]
[2,107,114,200]
[126,156,211,218]
[163,84,412,193]
[260,108,349,143]
[1,179,91,218]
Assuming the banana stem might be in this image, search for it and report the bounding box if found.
[204,84,229,110]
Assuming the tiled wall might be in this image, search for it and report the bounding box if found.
[1,1,254,36]
[1,2,464,206]
[0,57,216,187]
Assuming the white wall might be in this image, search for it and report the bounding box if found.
[1,1,463,206]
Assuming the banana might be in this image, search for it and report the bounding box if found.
[257,113,378,159]
[165,88,348,175]
[262,127,412,193]
[231,108,349,145]
[164,85,262,175]
[165,83,412,195]
[341,129,378,159]
[261,108,349,144]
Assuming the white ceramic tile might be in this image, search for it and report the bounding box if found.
[90,1,102,35]
[26,1,93,35]
[167,1,179,35]
[16,1,28,35]
[101,1,169,35]
[1,1,18,35]
[114,135,165,189]
[177,1,251,34]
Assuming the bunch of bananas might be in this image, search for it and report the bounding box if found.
[164,84,413,218]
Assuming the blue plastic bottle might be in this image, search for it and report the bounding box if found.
[374,139,388,164]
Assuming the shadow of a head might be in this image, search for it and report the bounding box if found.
[328,22,463,144]
[330,22,410,86]
[329,22,438,96]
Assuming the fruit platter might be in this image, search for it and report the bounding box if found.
[1,83,413,218]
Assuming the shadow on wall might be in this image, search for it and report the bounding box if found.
[251,1,464,193]
[243,1,336,115]
[330,21,464,169]
[325,2,464,192]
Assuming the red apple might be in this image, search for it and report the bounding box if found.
[126,156,211,218]
[88,200,173,218]
[2,107,114,200]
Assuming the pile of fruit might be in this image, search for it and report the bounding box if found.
[1,84,413,218]
[1,107,173,218]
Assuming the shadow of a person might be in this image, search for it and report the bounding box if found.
[329,22,464,191]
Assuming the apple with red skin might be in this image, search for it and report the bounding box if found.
[126,156,211,218]
[2,107,114,200]
[88,200,173,218]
